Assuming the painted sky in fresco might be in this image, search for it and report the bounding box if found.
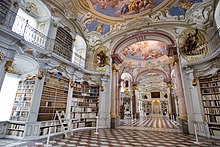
[120,41,167,61]
[89,0,164,17]
[169,0,204,16]
[85,20,110,35]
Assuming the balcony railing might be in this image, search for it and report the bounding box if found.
[0,5,85,67]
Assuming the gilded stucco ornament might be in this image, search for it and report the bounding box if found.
[178,28,207,62]
[94,46,110,72]
[4,60,17,74]
[0,52,4,64]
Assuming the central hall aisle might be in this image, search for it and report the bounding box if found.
[119,114,180,133]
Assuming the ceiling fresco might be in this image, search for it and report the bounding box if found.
[120,41,167,61]
[85,20,110,35]
[88,0,164,17]
[86,0,204,18]
[169,0,204,16]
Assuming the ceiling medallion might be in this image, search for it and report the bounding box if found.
[178,28,207,62]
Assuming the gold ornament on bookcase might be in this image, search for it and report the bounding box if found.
[192,79,197,86]
[4,60,17,74]
[100,85,104,92]
[37,71,44,80]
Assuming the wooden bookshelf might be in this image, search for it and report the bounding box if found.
[199,70,220,137]
[38,72,69,121]
[10,77,36,121]
[53,27,73,61]
[71,81,99,127]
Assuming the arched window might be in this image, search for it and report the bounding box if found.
[72,35,87,67]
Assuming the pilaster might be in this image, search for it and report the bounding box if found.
[99,76,110,128]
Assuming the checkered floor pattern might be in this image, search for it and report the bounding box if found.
[2,129,220,147]
[119,116,180,133]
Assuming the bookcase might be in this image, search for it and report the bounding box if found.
[199,70,220,137]
[10,76,36,121]
[38,72,69,121]
[71,81,99,127]
[6,121,25,138]
[53,27,73,61]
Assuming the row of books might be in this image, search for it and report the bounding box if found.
[71,107,98,112]
[8,124,25,130]
[205,115,220,123]
[200,82,220,87]
[15,93,33,97]
[203,100,220,107]
[16,89,34,93]
[201,88,220,94]
[6,130,24,137]
[204,108,220,114]
[202,95,220,100]
[39,126,63,135]
[72,99,98,103]
[10,116,28,121]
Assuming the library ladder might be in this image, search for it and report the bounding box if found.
[54,110,69,138]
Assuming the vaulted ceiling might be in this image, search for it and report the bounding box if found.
[43,0,213,94]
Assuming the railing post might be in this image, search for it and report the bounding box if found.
[193,123,202,145]
[22,20,28,36]
[46,127,52,147]
[94,116,99,135]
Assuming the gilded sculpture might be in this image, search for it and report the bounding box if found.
[178,28,207,61]
[96,50,108,67]
[93,46,110,72]
[4,60,17,74]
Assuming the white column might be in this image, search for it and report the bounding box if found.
[0,50,16,91]
[99,76,110,128]
[167,87,172,114]
[182,68,206,135]
[175,62,187,120]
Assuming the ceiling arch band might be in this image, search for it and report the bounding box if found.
[112,30,176,55]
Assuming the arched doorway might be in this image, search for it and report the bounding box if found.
[111,30,182,132]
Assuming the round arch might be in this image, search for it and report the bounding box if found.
[135,68,169,82]
[112,30,176,55]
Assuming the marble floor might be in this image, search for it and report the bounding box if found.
[1,129,220,147]
[1,116,220,147]
[119,115,180,133]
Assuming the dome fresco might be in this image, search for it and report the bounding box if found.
[88,0,164,17]
[120,41,167,61]
[86,0,204,18]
